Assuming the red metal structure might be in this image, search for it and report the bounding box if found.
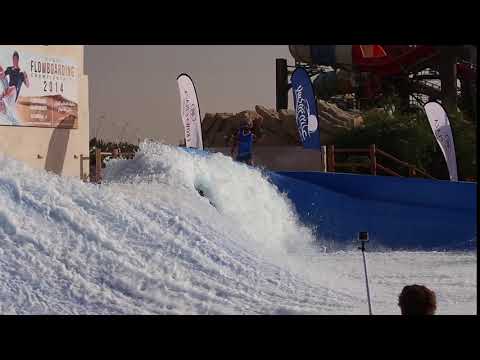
[278,45,476,117]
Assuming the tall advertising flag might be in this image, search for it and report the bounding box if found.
[424,101,458,181]
[177,73,203,149]
[291,67,321,149]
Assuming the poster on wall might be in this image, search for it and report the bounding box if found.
[0,46,78,128]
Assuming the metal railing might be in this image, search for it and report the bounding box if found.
[326,144,435,179]
[83,145,435,182]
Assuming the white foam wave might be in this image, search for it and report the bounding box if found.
[0,143,475,314]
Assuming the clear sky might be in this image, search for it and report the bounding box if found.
[85,45,294,144]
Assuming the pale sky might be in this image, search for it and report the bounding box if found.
[85,45,294,144]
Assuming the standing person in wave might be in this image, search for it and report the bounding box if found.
[230,118,256,166]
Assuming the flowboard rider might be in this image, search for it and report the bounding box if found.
[230,118,256,166]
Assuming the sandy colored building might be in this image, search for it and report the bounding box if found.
[0,45,89,178]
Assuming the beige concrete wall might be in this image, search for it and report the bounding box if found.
[0,45,89,178]
[208,146,326,172]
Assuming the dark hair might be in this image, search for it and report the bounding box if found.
[398,285,437,315]
[13,51,19,59]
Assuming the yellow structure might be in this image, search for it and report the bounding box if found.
[0,45,89,178]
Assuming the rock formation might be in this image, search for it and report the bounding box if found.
[202,100,364,148]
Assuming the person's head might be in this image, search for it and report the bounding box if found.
[240,117,253,130]
[12,51,19,67]
[398,284,437,315]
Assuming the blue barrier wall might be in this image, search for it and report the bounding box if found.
[180,148,476,250]
[269,172,477,251]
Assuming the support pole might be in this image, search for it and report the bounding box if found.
[95,148,101,183]
[370,144,377,175]
[321,145,327,172]
[360,241,373,315]
[80,154,84,181]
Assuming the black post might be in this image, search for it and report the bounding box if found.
[439,46,458,116]
[471,46,477,122]
[358,236,373,315]
[398,76,411,112]
[276,58,288,111]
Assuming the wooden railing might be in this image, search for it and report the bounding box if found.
[87,148,136,183]
[326,144,436,180]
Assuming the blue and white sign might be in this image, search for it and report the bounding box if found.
[291,67,321,150]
